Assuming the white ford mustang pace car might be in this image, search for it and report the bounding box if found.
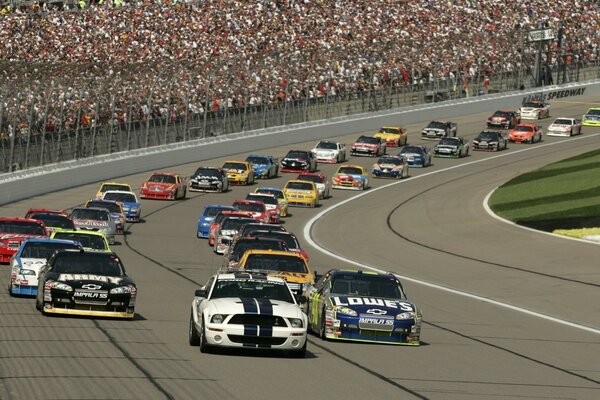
[189,272,308,357]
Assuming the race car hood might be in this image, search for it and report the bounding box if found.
[312,149,337,156]
[191,174,220,182]
[548,123,570,130]
[0,233,44,241]
[328,295,416,316]
[267,271,314,284]
[333,174,365,182]
[285,189,315,196]
[207,297,303,318]
[145,183,176,191]
[73,219,109,229]
[352,142,377,148]
[48,272,134,289]
[374,133,398,140]
[489,116,507,121]
[436,144,459,150]
[120,202,141,211]
[374,163,404,169]
[401,152,423,160]
[252,164,269,173]
[520,107,539,112]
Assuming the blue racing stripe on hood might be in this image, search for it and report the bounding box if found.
[256,298,273,315]
[240,298,258,313]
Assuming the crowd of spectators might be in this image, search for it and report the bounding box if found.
[1,0,599,140]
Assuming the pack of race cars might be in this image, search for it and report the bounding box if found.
[4,99,595,357]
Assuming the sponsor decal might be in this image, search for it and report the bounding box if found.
[74,291,108,299]
[523,87,585,103]
[332,296,414,311]
[81,284,102,290]
[58,274,123,284]
[366,309,388,315]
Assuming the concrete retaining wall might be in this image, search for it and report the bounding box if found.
[1,80,598,206]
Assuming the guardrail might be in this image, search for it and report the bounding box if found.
[1,79,598,206]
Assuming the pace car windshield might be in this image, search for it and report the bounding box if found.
[246,156,269,164]
[53,232,108,250]
[70,208,110,221]
[21,241,80,258]
[102,192,137,203]
[337,167,362,175]
[211,279,294,303]
[244,254,308,273]
[331,275,403,299]
[316,141,337,149]
[286,181,314,191]
[51,253,124,276]
[148,174,176,184]
[223,162,247,171]
[0,221,46,235]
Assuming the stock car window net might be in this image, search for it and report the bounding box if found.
[331,276,402,299]
[211,280,294,303]
[337,167,362,175]
[0,221,45,235]
[148,175,176,184]
[244,254,307,273]
[52,254,123,276]
[103,192,136,203]
[71,209,109,221]
[223,162,247,171]
[316,142,337,149]
[32,214,73,229]
[53,233,107,251]
[286,182,314,191]
[21,242,80,258]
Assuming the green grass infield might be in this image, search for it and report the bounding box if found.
[488,149,600,234]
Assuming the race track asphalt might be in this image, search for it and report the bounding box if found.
[1,96,599,400]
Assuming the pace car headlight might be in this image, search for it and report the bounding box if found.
[289,318,304,328]
[396,312,416,320]
[334,306,358,316]
[211,314,227,324]
[19,269,36,276]
[50,282,73,292]
[110,286,135,294]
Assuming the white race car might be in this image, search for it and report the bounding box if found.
[519,100,550,120]
[189,272,308,357]
[311,140,347,163]
[546,117,582,137]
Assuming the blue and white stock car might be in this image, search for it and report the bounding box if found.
[189,272,308,357]
[245,155,279,179]
[197,205,236,238]
[305,269,422,345]
[102,190,142,222]
[8,238,81,296]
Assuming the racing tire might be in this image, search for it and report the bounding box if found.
[189,310,200,346]
[289,341,307,358]
[199,317,211,353]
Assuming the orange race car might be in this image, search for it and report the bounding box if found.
[507,123,543,144]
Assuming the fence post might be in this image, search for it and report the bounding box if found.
[24,96,35,169]
[126,91,133,150]
[39,82,53,167]
[8,94,19,172]
[144,91,152,148]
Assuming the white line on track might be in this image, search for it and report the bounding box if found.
[303,132,600,335]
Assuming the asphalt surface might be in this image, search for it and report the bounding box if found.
[1,97,600,400]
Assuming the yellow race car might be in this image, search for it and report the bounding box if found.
[373,126,408,147]
[254,187,289,217]
[238,249,315,297]
[50,230,112,252]
[95,181,133,199]
[283,180,319,207]
[222,160,255,185]
[582,108,600,127]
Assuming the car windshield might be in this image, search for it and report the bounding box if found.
[316,141,337,150]
[103,192,137,203]
[211,279,294,302]
[285,181,314,191]
[427,121,447,129]
[256,188,284,199]
[244,253,308,273]
[30,214,74,229]
[356,136,379,144]
[100,184,130,193]
[337,167,362,175]
[234,202,264,212]
[331,275,403,298]
[378,127,400,134]
[297,175,323,184]
[285,151,308,160]
[222,162,247,171]
[51,253,124,275]
[148,174,176,184]
[587,109,600,116]
[246,194,277,205]
[492,111,511,118]
[253,232,300,250]
[242,224,286,237]
[193,168,220,178]
[70,208,109,221]
[377,157,404,165]
[21,241,80,258]
[400,146,424,155]
[221,218,254,231]
[523,102,544,108]
[204,206,232,218]
[246,156,269,164]
[552,119,573,125]
[87,201,121,214]
[478,131,500,140]
[0,221,45,235]
[514,125,533,132]
[53,232,108,250]
[231,240,287,259]
[439,138,459,145]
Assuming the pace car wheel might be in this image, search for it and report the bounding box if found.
[199,317,211,353]
[189,310,200,346]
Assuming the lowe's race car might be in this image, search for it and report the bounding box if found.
[305,269,421,345]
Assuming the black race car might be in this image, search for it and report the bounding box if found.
[472,130,508,151]
[189,166,229,192]
[36,249,137,319]
[280,150,317,173]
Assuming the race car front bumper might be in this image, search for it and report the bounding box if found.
[10,284,38,296]
[43,304,135,319]
[323,312,420,345]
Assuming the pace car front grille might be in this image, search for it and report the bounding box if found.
[228,335,287,345]
[229,314,286,327]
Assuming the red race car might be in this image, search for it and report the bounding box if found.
[232,200,273,223]
[140,172,187,200]
[487,110,521,129]
[24,209,75,233]
[0,218,48,263]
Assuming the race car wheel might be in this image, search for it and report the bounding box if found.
[199,317,211,353]
[189,310,200,346]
